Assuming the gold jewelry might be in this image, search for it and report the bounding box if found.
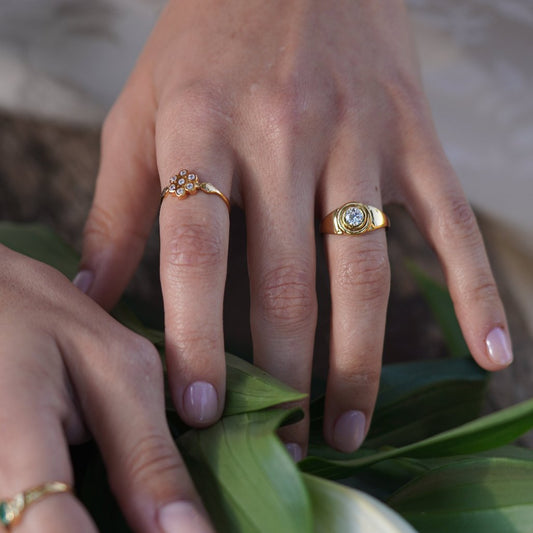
[160,169,230,212]
[320,202,389,235]
[0,482,72,529]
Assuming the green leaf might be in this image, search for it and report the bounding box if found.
[224,353,307,415]
[367,358,486,448]
[309,358,486,453]
[301,397,533,480]
[407,262,469,358]
[304,474,417,533]
[338,458,430,503]
[179,409,312,533]
[388,458,533,533]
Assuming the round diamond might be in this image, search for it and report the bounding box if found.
[170,176,177,184]
[178,178,186,185]
[176,187,185,196]
[344,206,364,228]
[169,184,177,192]
[186,182,195,191]
[188,173,196,181]
[179,169,187,176]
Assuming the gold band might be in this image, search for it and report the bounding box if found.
[320,202,389,235]
[0,482,72,529]
[160,169,230,212]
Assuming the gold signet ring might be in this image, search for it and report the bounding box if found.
[320,202,390,235]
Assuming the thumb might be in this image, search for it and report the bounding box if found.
[76,91,159,310]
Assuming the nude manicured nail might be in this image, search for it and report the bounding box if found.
[72,270,94,293]
[183,382,218,425]
[333,410,366,453]
[159,502,212,533]
[486,327,513,365]
[285,442,303,463]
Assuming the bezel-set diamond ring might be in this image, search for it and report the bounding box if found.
[320,202,389,235]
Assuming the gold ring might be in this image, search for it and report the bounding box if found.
[0,482,72,529]
[160,169,230,212]
[320,202,389,235]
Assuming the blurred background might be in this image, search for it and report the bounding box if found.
[0,0,531,429]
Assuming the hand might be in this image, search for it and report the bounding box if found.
[79,0,512,456]
[0,247,214,533]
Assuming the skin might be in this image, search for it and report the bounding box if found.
[0,247,214,533]
[79,0,512,458]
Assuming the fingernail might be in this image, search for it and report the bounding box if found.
[285,442,303,463]
[486,327,513,365]
[183,382,219,425]
[333,410,366,453]
[159,501,212,533]
[72,270,94,294]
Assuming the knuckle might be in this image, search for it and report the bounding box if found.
[164,223,225,272]
[463,276,500,307]
[161,83,232,132]
[84,203,115,243]
[114,333,163,382]
[382,70,427,121]
[344,368,381,391]
[171,329,221,361]
[438,197,479,242]
[257,263,316,329]
[335,246,390,303]
[254,83,328,140]
[117,432,185,488]
[84,203,150,248]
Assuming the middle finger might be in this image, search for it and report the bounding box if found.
[246,158,317,458]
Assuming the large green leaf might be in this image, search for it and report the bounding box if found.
[304,474,417,533]
[407,262,469,358]
[179,409,313,533]
[309,358,486,453]
[388,458,533,532]
[301,397,533,479]
[366,359,486,448]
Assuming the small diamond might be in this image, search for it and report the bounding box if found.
[179,169,187,176]
[186,182,195,191]
[170,176,177,184]
[344,207,364,228]
[176,187,185,196]
[188,173,196,181]
[169,184,177,192]
[178,178,186,185]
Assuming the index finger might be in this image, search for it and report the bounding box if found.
[156,101,234,428]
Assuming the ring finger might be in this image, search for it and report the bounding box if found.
[320,151,390,453]
[0,336,96,533]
